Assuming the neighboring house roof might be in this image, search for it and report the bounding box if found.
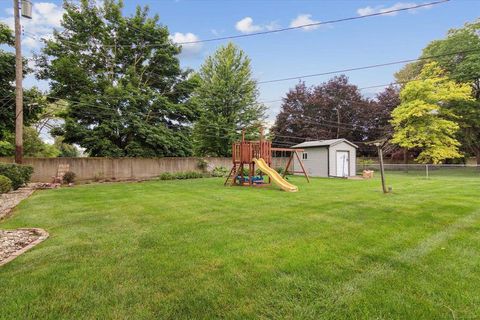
[291,139,358,149]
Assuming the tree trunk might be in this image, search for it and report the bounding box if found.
[476,149,480,165]
[403,148,408,173]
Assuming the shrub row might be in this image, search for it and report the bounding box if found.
[158,171,205,180]
[158,166,231,181]
[0,164,34,190]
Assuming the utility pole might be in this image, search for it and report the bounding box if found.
[13,0,23,164]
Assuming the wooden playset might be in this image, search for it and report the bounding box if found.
[224,129,309,191]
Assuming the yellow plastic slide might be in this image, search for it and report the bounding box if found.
[253,158,298,192]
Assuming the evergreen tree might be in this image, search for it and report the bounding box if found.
[192,43,265,156]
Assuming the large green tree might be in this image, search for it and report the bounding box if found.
[0,22,15,133]
[394,19,480,163]
[192,43,265,157]
[37,0,198,157]
[391,63,473,164]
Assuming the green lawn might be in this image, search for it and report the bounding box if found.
[1,174,479,319]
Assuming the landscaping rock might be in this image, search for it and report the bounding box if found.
[0,228,48,266]
[0,184,36,221]
[1,184,49,266]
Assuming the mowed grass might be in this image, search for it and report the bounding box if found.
[1,174,479,319]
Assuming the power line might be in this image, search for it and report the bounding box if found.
[155,0,449,46]
[18,94,384,148]
[23,95,377,144]
[19,71,478,143]
[21,71,478,119]
[30,95,369,134]
[50,0,448,49]
[261,70,480,113]
[258,48,479,84]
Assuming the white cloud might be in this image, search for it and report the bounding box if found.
[34,2,64,27]
[235,17,263,33]
[169,32,203,57]
[0,2,64,49]
[235,17,280,34]
[356,2,431,16]
[22,37,38,48]
[289,14,321,31]
[265,21,280,31]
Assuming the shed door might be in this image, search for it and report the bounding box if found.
[336,151,349,177]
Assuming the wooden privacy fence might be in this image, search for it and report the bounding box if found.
[0,157,289,182]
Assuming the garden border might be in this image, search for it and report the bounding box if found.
[0,228,49,267]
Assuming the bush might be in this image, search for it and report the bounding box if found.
[63,171,76,184]
[158,171,206,181]
[359,158,375,170]
[0,164,34,190]
[211,166,229,177]
[93,172,104,182]
[0,175,12,194]
[185,171,204,179]
[175,172,187,180]
[158,172,175,180]
[20,165,34,182]
[197,159,208,172]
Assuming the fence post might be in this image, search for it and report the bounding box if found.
[426,164,429,179]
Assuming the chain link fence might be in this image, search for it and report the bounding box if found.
[357,163,480,179]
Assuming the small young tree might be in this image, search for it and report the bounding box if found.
[395,19,480,163]
[193,43,265,156]
[391,62,473,163]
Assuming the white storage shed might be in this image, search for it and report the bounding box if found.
[291,139,358,177]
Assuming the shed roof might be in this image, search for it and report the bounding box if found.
[291,139,358,149]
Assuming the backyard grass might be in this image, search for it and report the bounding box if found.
[1,174,479,319]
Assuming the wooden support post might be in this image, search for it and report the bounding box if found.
[283,152,294,179]
[377,145,388,194]
[239,164,244,185]
[294,151,310,183]
[249,163,253,186]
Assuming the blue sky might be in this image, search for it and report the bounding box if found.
[1,0,479,123]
